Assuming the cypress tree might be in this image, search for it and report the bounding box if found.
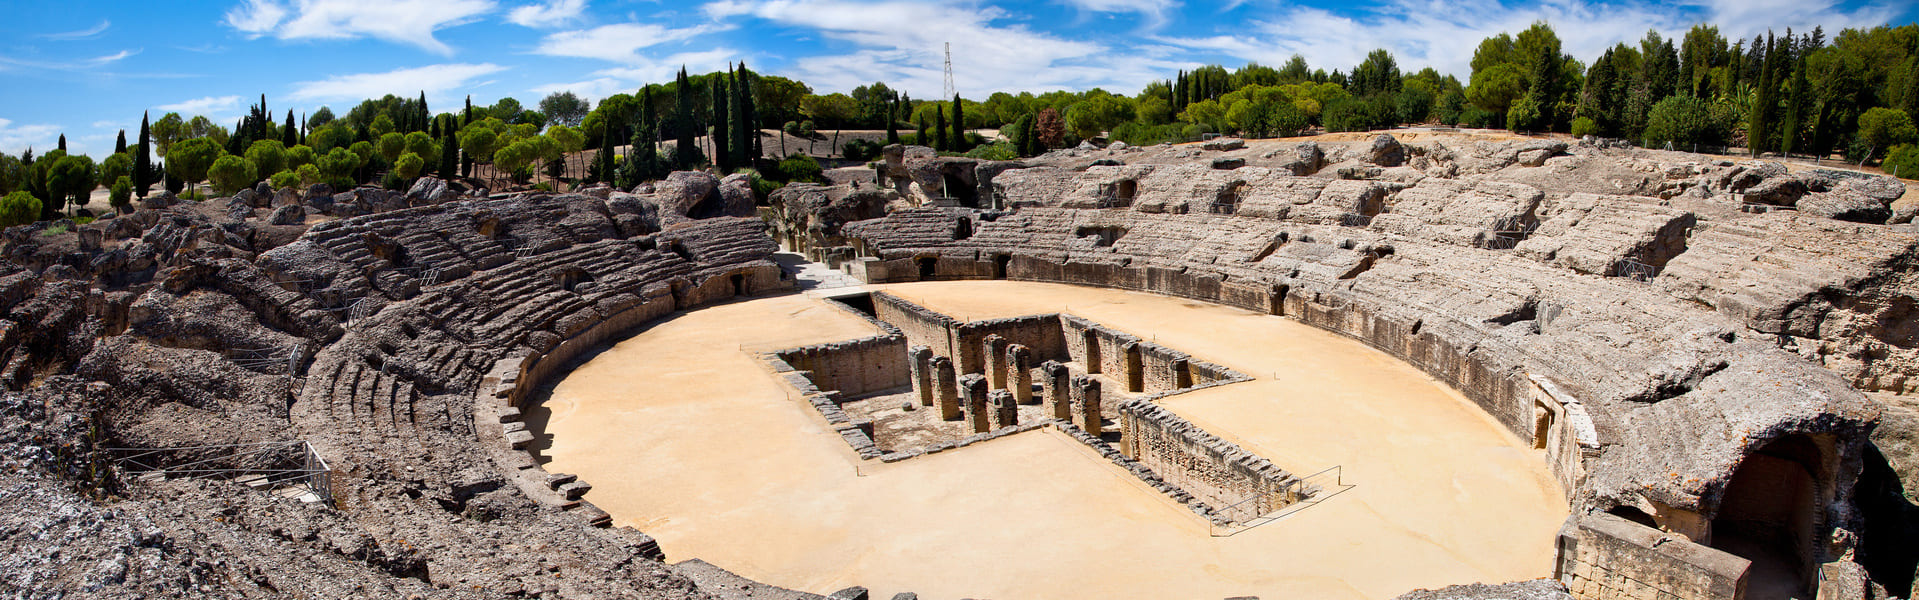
[712,71,731,173]
[951,94,967,152]
[886,98,900,145]
[57,135,66,152]
[1783,54,1809,156]
[283,110,298,147]
[439,126,458,179]
[1749,32,1779,155]
[114,130,127,155]
[1021,114,1038,157]
[418,92,429,133]
[934,105,948,151]
[461,96,474,177]
[598,123,616,186]
[915,114,928,147]
[135,112,153,198]
[623,86,662,186]
[731,63,751,168]
[675,67,699,169]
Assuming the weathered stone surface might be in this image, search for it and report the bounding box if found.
[268,204,304,226]
[1367,134,1404,167]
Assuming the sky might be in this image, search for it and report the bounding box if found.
[1,0,1914,157]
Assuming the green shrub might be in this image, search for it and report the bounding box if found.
[1570,117,1600,138]
[964,141,1017,161]
[775,154,823,183]
[1460,107,1499,128]
[41,223,68,236]
[1642,95,1721,147]
[0,191,41,227]
[109,176,132,211]
[1886,144,1919,180]
[269,170,300,189]
[842,139,883,162]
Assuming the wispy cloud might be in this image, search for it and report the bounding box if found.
[287,63,509,102]
[507,0,589,28]
[0,49,141,71]
[0,118,63,155]
[530,48,738,101]
[175,43,228,54]
[41,20,111,40]
[155,95,243,115]
[1057,0,1179,27]
[702,0,1171,97]
[533,22,727,64]
[224,0,497,56]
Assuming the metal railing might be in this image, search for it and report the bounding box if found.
[1338,213,1373,228]
[107,440,333,505]
[1613,259,1660,283]
[1209,465,1347,536]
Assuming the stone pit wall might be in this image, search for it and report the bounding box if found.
[1553,512,1751,600]
[873,291,956,357]
[951,315,1066,375]
[1119,400,1305,519]
[777,336,912,398]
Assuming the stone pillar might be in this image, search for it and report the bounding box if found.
[1072,375,1102,434]
[983,334,1009,389]
[1122,341,1144,393]
[932,356,961,421]
[960,374,991,433]
[1081,329,1102,374]
[1041,361,1072,420]
[1007,344,1035,404]
[907,345,934,407]
[991,389,1018,429]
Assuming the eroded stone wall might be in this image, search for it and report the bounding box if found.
[777,336,912,398]
[1554,513,1750,600]
[1119,400,1304,521]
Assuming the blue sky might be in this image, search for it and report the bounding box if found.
[2,0,1913,157]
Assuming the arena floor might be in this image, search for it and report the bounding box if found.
[527,281,1568,600]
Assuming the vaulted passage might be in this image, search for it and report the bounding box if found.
[1710,434,1830,600]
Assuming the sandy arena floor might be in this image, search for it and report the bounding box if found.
[528,281,1568,600]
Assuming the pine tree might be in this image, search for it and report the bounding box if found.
[951,94,967,152]
[712,71,731,173]
[135,112,153,198]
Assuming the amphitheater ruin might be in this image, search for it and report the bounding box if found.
[2,131,1918,600]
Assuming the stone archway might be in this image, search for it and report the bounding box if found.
[1710,434,1831,600]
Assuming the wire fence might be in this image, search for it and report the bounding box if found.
[106,440,333,505]
[1612,259,1660,283]
[1209,465,1349,536]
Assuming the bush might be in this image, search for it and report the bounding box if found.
[382,171,405,191]
[1506,94,1545,133]
[0,191,41,227]
[1570,117,1600,138]
[1460,107,1499,129]
[964,141,1017,161]
[748,170,783,201]
[775,153,823,183]
[207,155,257,196]
[1111,122,1187,147]
[109,176,132,212]
[842,139,883,162]
[1322,99,1370,133]
[1886,144,1919,180]
[269,170,300,189]
[1857,108,1917,161]
[1642,95,1721,147]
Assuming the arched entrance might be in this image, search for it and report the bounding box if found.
[1710,434,1830,600]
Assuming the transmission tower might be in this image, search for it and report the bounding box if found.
[942,42,956,100]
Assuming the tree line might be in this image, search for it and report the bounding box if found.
[1,19,1914,229]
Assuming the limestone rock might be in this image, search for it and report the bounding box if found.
[1202,137,1245,152]
[142,190,175,210]
[1367,134,1404,167]
[268,204,304,226]
[718,173,758,217]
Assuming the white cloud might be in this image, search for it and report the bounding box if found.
[155,95,243,115]
[507,0,588,28]
[1058,0,1178,25]
[41,20,111,40]
[87,49,139,66]
[287,63,509,103]
[533,22,725,64]
[0,119,63,156]
[222,0,497,56]
[702,0,1168,97]
[91,120,121,129]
